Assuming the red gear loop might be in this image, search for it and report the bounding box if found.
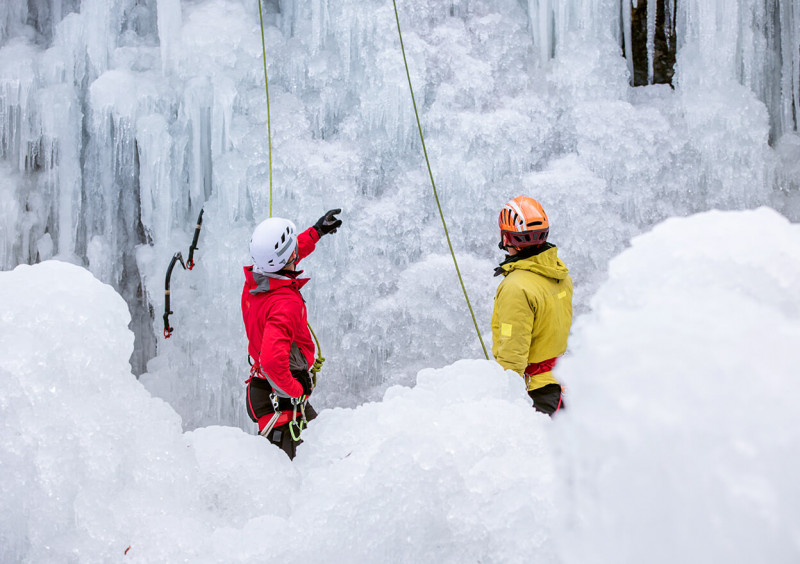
[525,357,558,376]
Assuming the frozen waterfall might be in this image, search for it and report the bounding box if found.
[1,0,799,430]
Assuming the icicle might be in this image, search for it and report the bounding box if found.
[539,0,552,63]
[646,0,656,84]
[0,164,21,269]
[622,0,634,84]
[183,77,213,212]
[136,114,172,245]
[665,0,675,51]
[0,1,28,45]
[38,84,81,259]
[790,0,800,134]
[156,0,182,76]
[527,0,557,65]
[82,0,116,76]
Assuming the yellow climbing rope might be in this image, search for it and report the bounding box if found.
[391,0,489,360]
[256,0,273,217]
[255,1,488,365]
[307,322,325,387]
[257,2,325,377]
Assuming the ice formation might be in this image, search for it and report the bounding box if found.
[555,207,800,563]
[0,259,557,563]
[1,0,799,430]
[2,207,798,562]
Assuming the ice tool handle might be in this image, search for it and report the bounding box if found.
[163,209,205,339]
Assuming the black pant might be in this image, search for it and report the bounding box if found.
[529,384,564,416]
[247,378,317,459]
[263,403,318,460]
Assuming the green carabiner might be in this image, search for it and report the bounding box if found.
[289,399,307,441]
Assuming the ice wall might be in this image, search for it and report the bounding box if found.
[1,0,798,430]
[532,0,800,140]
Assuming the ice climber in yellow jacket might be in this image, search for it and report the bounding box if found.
[491,196,572,416]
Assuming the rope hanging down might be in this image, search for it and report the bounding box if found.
[257,0,274,217]
[391,0,489,360]
[257,2,325,383]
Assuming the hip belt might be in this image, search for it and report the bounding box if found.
[525,357,558,376]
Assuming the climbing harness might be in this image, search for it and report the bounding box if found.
[258,392,282,437]
[249,360,311,441]
[163,209,204,338]
[391,0,489,360]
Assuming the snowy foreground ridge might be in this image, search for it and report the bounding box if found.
[2,208,799,563]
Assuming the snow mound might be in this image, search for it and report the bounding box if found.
[6,207,797,563]
[556,207,800,564]
[0,260,557,563]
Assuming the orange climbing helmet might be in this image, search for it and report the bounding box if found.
[498,196,549,250]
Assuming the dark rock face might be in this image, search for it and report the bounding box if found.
[625,0,677,87]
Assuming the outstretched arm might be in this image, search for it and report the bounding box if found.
[296,227,320,263]
[296,209,343,263]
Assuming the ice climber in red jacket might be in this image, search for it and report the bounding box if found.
[242,209,342,459]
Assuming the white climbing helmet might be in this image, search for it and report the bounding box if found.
[250,217,298,274]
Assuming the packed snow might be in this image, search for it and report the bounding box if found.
[2,207,798,562]
[555,207,800,563]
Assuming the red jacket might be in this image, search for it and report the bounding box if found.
[241,227,319,399]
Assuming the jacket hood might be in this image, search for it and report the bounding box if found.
[497,246,569,280]
[244,265,308,294]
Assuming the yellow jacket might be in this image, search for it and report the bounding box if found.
[491,245,573,391]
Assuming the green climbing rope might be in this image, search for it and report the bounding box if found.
[257,0,273,217]
[307,322,325,387]
[391,0,489,360]
[256,2,325,387]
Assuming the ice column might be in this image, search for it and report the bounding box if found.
[675,0,798,138]
[82,0,114,76]
[136,114,173,245]
[37,84,81,260]
[157,0,181,76]
[0,1,27,45]
[528,0,623,65]
[528,0,554,66]
[779,0,800,137]
[646,0,656,83]
[622,0,633,80]
[183,77,213,213]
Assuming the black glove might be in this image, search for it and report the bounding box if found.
[293,370,313,397]
[313,209,342,237]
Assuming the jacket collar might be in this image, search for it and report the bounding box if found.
[494,243,554,276]
[244,265,309,294]
[494,244,570,281]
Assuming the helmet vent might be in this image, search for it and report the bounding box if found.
[527,221,542,227]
